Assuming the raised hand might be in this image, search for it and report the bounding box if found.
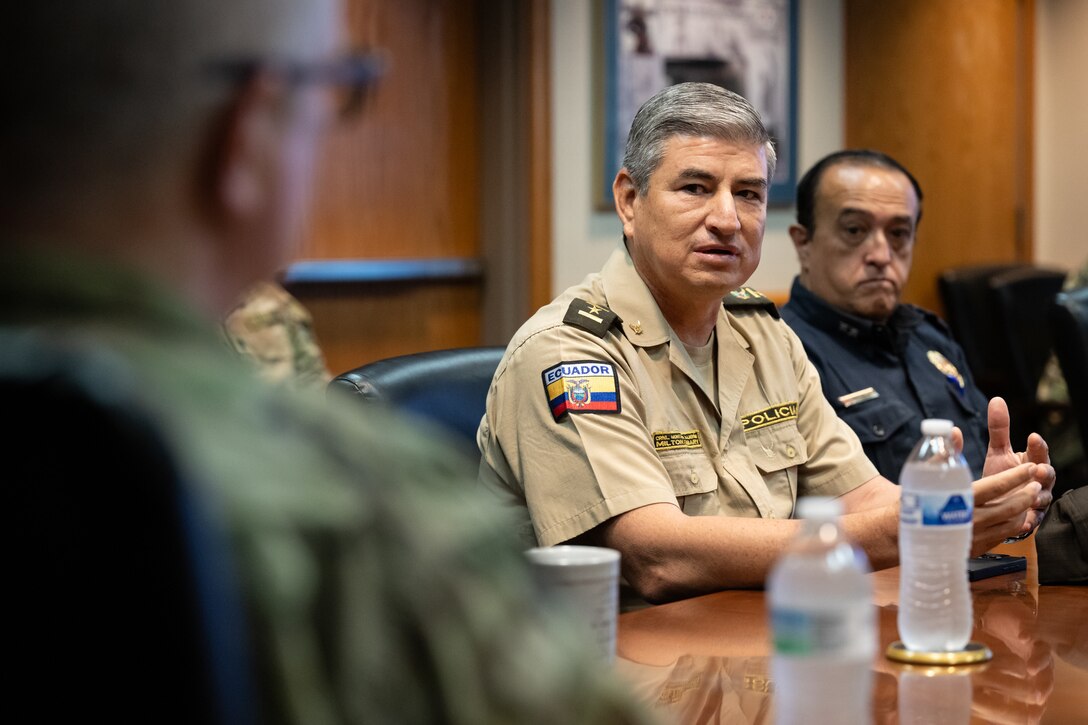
[982,397,1055,534]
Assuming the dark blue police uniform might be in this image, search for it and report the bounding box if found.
[781,277,990,481]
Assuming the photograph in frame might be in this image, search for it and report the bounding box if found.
[599,0,798,208]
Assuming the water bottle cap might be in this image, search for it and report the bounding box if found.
[796,496,843,520]
[920,418,953,436]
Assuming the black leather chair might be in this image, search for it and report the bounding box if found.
[3,334,256,724]
[328,346,506,461]
[1051,288,1088,464]
[989,266,1069,444]
[937,262,1031,398]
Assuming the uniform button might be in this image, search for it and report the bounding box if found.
[689,470,699,484]
[785,445,797,459]
[768,511,777,519]
[872,424,885,437]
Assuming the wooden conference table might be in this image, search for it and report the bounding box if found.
[615,538,1087,723]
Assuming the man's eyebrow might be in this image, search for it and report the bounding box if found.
[673,169,768,189]
[676,168,717,182]
[736,176,768,189]
[837,207,915,225]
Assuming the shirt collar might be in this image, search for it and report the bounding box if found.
[787,276,921,348]
[600,241,675,347]
[601,240,752,354]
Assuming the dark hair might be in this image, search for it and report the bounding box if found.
[795,149,923,231]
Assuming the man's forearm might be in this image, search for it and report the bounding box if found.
[595,503,803,601]
[590,501,900,603]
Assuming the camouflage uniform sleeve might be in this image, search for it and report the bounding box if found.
[223,281,330,392]
[294,399,660,724]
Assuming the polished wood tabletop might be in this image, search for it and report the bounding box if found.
[616,538,1087,723]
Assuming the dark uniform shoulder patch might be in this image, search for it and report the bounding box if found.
[563,299,621,338]
[722,287,780,319]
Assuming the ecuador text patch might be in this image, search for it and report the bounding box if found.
[542,360,621,420]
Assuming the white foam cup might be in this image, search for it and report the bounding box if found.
[524,545,621,663]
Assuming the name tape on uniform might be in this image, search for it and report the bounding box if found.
[838,387,880,408]
[653,430,702,451]
[741,402,799,432]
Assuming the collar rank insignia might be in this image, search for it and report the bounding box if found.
[563,298,621,338]
[723,287,780,319]
[927,350,965,395]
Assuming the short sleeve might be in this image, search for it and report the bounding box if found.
[484,325,679,546]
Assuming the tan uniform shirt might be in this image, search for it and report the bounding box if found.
[479,245,877,547]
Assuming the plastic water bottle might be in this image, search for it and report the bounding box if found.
[898,418,974,652]
[768,496,875,725]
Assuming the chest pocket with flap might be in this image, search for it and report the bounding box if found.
[659,452,720,516]
[746,422,809,474]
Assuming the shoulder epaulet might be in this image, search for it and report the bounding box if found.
[722,287,780,319]
[563,298,622,338]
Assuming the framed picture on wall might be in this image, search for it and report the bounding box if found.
[598,0,798,209]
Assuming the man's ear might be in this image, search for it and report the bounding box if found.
[788,223,812,270]
[203,72,281,223]
[613,168,639,238]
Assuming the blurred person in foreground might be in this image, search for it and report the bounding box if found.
[780,150,996,482]
[1,2,651,723]
[477,83,1053,605]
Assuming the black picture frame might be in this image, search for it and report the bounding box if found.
[599,0,798,209]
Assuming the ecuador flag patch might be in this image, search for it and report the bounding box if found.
[541,360,621,421]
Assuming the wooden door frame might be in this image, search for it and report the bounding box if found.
[477,0,553,343]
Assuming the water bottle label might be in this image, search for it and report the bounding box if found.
[771,604,874,656]
[901,491,973,527]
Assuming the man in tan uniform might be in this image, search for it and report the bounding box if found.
[478,82,1054,604]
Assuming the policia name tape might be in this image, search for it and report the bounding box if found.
[742,402,799,432]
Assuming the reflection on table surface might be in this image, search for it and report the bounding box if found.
[616,538,1087,724]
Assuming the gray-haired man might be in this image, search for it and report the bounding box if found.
[478,82,1051,604]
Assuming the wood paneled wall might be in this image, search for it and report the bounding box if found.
[289,0,551,376]
[845,0,1034,315]
[294,0,482,376]
[306,0,480,261]
[289,0,483,377]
